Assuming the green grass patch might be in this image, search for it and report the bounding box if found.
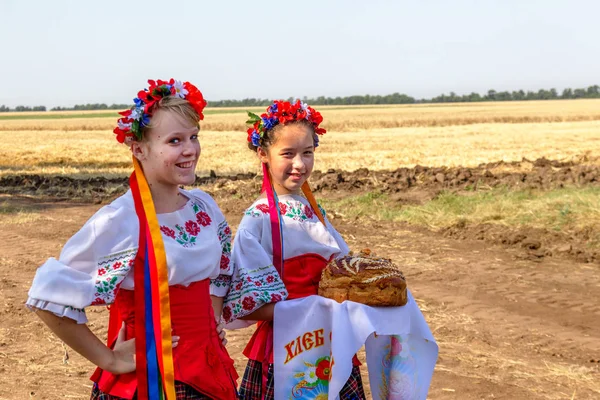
[321,186,600,244]
[0,201,22,214]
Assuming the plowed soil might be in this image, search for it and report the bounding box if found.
[1,160,599,399]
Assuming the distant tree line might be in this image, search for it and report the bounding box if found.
[2,85,600,112]
[208,92,417,107]
[0,105,46,112]
[50,103,130,111]
[426,85,600,103]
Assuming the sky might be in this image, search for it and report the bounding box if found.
[1,0,598,108]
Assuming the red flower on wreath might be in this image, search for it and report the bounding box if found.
[256,204,270,214]
[161,226,176,238]
[222,306,232,322]
[316,358,331,381]
[242,296,256,311]
[245,100,327,148]
[196,211,212,227]
[114,79,207,144]
[185,220,200,236]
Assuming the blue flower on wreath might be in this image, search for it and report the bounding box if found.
[262,116,278,131]
[133,97,144,108]
[141,113,151,127]
[268,103,278,114]
[251,131,261,147]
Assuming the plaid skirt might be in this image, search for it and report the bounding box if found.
[238,359,366,400]
[90,382,214,400]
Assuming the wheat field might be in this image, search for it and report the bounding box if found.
[1,100,599,177]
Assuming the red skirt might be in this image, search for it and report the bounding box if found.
[91,279,238,400]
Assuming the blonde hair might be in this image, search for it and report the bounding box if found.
[138,96,200,140]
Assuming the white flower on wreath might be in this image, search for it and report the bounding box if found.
[130,106,145,121]
[301,102,311,118]
[117,119,132,130]
[303,366,318,384]
[173,80,188,98]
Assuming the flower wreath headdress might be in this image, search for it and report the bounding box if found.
[113,78,207,144]
[246,99,326,148]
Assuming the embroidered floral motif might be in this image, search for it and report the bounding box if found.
[222,306,232,322]
[220,255,230,270]
[242,296,257,311]
[244,199,325,222]
[271,293,282,302]
[217,220,232,273]
[304,205,315,219]
[196,211,212,226]
[160,201,212,248]
[91,248,136,306]
[223,264,288,322]
[318,204,327,218]
[185,220,200,236]
[172,221,199,247]
[210,274,232,298]
[278,202,288,215]
[256,204,270,214]
[280,200,315,222]
[160,226,176,238]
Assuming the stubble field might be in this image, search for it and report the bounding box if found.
[1,100,599,399]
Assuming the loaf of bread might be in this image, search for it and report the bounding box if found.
[318,249,407,307]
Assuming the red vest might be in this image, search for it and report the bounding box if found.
[91,279,238,399]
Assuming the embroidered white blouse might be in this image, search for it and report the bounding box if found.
[222,194,349,324]
[26,189,233,324]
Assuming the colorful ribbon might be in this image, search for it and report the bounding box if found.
[262,163,285,278]
[130,156,176,400]
[261,163,326,276]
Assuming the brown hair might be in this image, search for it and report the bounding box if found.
[137,96,200,141]
[247,119,318,152]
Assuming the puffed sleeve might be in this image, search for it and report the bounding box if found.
[221,227,288,325]
[188,189,234,297]
[26,197,138,323]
